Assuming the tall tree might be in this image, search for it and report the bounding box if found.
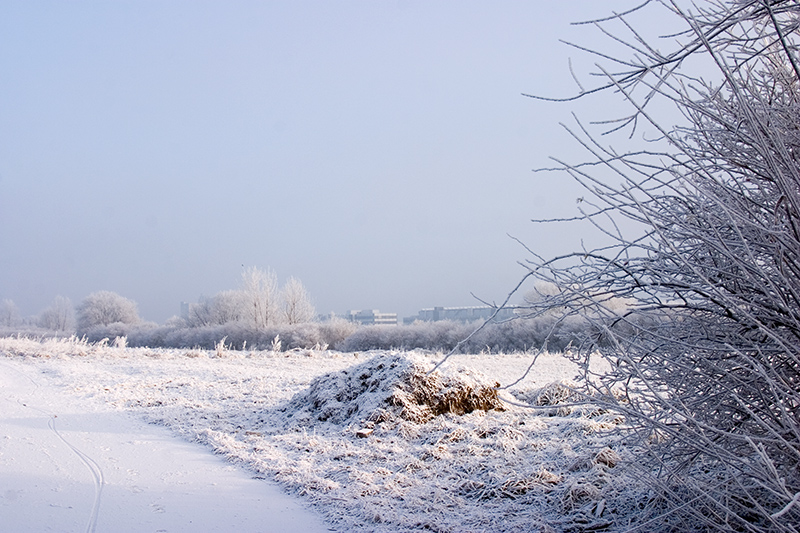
[241,266,279,328]
[281,276,315,325]
[38,296,76,332]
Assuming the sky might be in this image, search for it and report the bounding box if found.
[0,0,664,323]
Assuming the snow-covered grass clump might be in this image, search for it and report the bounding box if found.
[1,336,648,532]
[281,353,504,428]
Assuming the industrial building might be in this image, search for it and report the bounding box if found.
[405,306,520,324]
[345,309,398,326]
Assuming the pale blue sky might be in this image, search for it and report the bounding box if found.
[1,0,648,322]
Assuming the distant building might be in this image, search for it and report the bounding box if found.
[405,306,520,324]
[346,309,398,326]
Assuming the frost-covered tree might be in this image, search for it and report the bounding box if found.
[241,266,279,328]
[185,290,249,327]
[76,291,139,333]
[280,276,315,324]
[182,268,315,329]
[522,0,800,530]
[38,296,76,332]
[0,299,20,327]
[184,298,213,328]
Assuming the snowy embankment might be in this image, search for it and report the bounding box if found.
[1,336,646,532]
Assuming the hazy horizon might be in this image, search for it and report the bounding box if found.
[1,1,643,324]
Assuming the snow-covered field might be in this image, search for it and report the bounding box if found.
[1,336,646,532]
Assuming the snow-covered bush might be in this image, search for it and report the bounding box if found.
[111,321,350,351]
[525,1,800,529]
[81,321,158,344]
[339,316,614,354]
[467,315,593,353]
[184,290,249,327]
[339,321,475,352]
[76,291,140,334]
[317,317,358,348]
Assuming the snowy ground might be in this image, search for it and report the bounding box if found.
[0,352,329,533]
[0,336,647,532]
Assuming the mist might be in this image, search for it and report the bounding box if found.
[1,1,632,323]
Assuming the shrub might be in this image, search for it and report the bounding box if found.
[76,291,139,334]
[524,1,800,529]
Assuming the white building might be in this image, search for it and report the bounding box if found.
[407,306,519,324]
[345,309,398,326]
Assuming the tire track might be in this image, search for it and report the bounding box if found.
[47,414,104,533]
[0,360,105,533]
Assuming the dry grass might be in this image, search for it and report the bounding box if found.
[2,339,647,532]
[282,353,505,427]
[388,365,504,423]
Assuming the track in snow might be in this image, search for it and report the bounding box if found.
[1,360,105,533]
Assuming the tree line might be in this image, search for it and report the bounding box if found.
[0,266,315,335]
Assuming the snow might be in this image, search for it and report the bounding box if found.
[1,336,647,532]
[0,356,329,533]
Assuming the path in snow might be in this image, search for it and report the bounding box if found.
[0,360,332,533]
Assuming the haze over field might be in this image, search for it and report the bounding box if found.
[0,1,639,322]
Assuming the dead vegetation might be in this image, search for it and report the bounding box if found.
[520,1,800,528]
[3,337,646,532]
[281,353,505,428]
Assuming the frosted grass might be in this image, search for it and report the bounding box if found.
[1,336,647,532]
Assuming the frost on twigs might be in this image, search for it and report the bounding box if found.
[512,380,612,419]
[281,353,504,428]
